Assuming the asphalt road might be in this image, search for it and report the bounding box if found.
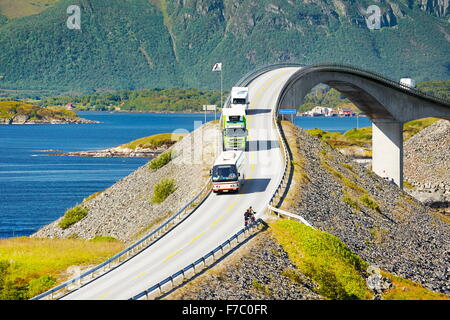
[62,67,300,300]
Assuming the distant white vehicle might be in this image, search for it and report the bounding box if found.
[231,87,250,111]
[211,151,246,194]
[400,78,416,89]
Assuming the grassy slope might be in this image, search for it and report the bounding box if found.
[278,121,448,300]
[119,133,186,150]
[0,237,124,299]
[271,219,372,300]
[305,117,440,149]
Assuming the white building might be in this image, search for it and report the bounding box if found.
[305,106,334,117]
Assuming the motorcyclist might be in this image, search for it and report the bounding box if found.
[244,206,256,227]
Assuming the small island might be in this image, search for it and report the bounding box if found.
[0,101,99,125]
[49,133,186,158]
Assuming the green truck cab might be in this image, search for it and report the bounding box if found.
[222,107,247,151]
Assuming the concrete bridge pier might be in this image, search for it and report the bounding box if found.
[371,119,403,189]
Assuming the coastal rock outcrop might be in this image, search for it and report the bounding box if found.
[0,115,98,125]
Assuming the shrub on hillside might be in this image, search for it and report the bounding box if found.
[151,178,176,204]
[27,275,56,298]
[149,151,172,171]
[58,206,89,230]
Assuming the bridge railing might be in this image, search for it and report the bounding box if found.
[129,219,265,300]
[266,105,293,210]
[31,180,212,300]
[281,63,450,107]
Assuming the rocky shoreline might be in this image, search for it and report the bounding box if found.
[0,116,99,125]
[48,145,167,158]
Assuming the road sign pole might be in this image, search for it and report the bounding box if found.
[220,69,223,108]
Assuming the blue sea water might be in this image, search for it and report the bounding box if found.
[0,112,217,238]
[0,113,371,238]
[295,115,372,132]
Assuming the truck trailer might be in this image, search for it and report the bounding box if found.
[211,151,246,193]
[231,87,250,111]
[222,107,247,151]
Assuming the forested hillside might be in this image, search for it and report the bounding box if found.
[0,0,448,95]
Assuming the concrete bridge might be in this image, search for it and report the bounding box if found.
[276,64,450,188]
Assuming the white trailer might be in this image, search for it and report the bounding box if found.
[231,87,249,111]
[211,151,246,193]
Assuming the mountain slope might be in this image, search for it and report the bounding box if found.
[0,0,449,93]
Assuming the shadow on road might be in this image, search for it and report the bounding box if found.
[239,178,271,195]
[247,108,271,115]
[247,140,280,152]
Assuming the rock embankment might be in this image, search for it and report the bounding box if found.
[165,230,323,300]
[32,121,221,242]
[404,119,450,209]
[0,115,98,125]
[282,122,449,295]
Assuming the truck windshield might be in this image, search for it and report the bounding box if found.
[233,98,247,104]
[228,115,243,122]
[212,165,238,182]
[225,128,246,137]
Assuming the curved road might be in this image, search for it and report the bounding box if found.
[62,67,300,300]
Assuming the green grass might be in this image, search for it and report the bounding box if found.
[251,279,271,295]
[403,181,414,190]
[58,206,88,230]
[307,118,440,150]
[359,194,381,213]
[403,118,440,141]
[282,268,307,286]
[380,271,449,300]
[321,161,366,193]
[120,133,185,150]
[0,236,124,300]
[151,178,176,204]
[341,191,361,212]
[271,220,372,300]
[83,190,104,202]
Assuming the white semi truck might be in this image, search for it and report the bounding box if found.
[231,87,250,111]
[211,151,246,194]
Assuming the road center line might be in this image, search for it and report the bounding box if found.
[189,232,206,244]
[163,248,184,263]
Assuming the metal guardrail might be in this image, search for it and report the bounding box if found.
[267,205,314,229]
[31,180,212,300]
[130,219,265,300]
[265,102,294,210]
[129,65,299,300]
